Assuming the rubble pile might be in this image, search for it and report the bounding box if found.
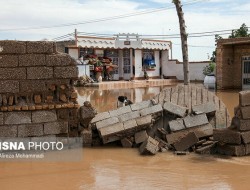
[214,90,250,156]
[85,85,225,156]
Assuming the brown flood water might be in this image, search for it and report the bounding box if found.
[0,86,248,190]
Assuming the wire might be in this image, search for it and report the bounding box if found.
[0,0,206,32]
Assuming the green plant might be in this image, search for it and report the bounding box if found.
[203,62,215,75]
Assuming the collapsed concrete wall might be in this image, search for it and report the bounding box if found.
[0,41,79,138]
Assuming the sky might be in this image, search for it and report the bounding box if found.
[0,0,249,61]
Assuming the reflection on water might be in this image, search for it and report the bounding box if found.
[0,86,246,190]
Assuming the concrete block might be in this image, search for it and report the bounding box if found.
[0,81,19,93]
[169,119,185,132]
[213,128,242,145]
[0,68,26,80]
[135,130,148,144]
[0,125,17,137]
[27,67,53,79]
[184,114,209,128]
[54,66,78,79]
[166,123,213,144]
[239,91,250,106]
[241,106,250,119]
[163,102,187,117]
[81,129,92,146]
[96,117,119,130]
[123,119,137,134]
[245,144,250,155]
[4,112,31,124]
[0,40,26,54]
[20,80,46,92]
[98,123,124,144]
[130,100,152,111]
[109,106,132,117]
[32,110,57,123]
[0,55,18,67]
[172,132,199,151]
[217,144,246,157]
[192,102,216,115]
[232,117,250,131]
[121,138,133,148]
[46,53,76,66]
[26,41,55,54]
[241,131,250,144]
[119,111,140,122]
[44,121,68,135]
[136,115,152,127]
[18,124,43,137]
[19,54,46,66]
[91,112,110,123]
[140,104,163,116]
[139,136,159,155]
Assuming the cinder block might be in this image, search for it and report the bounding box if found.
[26,41,55,54]
[27,67,53,79]
[4,112,31,124]
[239,91,250,106]
[32,110,57,123]
[81,129,92,146]
[44,121,68,135]
[0,81,19,93]
[46,53,76,66]
[18,124,43,137]
[241,131,250,144]
[213,128,242,145]
[0,40,26,54]
[19,54,46,66]
[20,80,46,92]
[169,119,185,132]
[217,144,246,157]
[130,100,152,111]
[98,122,124,144]
[0,112,3,125]
[139,136,159,155]
[0,55,18,67]
[241,106,250,119]
[136,115,152,127]
[121,138,133,148]
[184,114,209,128]
[0,125,17,137]
[96,117,119,130]
[232,117,250,131]
[163,102,187,117]
[172,132,199,151]
[192,102,216,115]
[118,111,140,122]
[0,68,26,80]
[54,66,78,79]
[91,112,110,123]
[140,104,163,116]
[135,130,148,144]
[123,119,137,134]
[109,106,132,117]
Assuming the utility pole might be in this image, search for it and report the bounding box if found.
[173,0,190,85]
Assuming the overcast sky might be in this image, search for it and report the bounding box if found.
[0,0,249,61]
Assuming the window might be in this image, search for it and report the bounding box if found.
[142,49,156,70]
[79,48,94,57]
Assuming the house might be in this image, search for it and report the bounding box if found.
[216,37,250,89]
[63,33,172,80]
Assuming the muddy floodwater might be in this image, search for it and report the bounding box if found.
[1,85,248,190]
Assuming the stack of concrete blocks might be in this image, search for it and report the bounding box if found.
[164,101,216,153]
[90,100,163,154]
[0,41,79,138]
[214,91,250,156]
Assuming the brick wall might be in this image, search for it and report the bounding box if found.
[0,41,79,138]
[216,38,250,89]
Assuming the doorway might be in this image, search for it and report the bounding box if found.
[242,57,250,89]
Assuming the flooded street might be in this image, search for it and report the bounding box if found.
[0,85,247,190]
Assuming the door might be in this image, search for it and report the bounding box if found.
[123,49,131,80]
[242,58,250,89]
[105,50,119,80]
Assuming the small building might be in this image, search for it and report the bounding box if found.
[64,33,172,80]
[216,37,250,89]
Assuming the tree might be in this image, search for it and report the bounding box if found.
[173,0,190,85]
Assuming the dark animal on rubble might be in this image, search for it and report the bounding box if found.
[117,96,133,108]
